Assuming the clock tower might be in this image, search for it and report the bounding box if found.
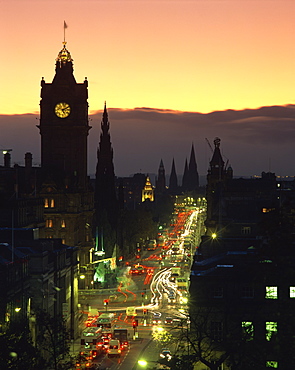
[37,41,94,279]
[38,41,90,190]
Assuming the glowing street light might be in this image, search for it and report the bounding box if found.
[138,359,148,367]
[211,233,217,239]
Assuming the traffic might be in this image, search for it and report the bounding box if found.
[76,197,206,369]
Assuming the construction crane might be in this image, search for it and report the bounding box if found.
[205,138,213,153]
[1,149,12,154]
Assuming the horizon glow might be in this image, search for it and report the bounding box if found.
[1,1,295,115]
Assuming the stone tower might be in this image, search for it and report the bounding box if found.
[94,103,118,256]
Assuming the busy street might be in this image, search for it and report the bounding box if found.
[76,197,206,369]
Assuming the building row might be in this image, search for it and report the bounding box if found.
[189,138,295,369]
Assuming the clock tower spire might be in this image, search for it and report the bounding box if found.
[38,40,91,190]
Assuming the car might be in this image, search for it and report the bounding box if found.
[160,349,172,361]
[108,339,121,358]
[153,312,162,325]
[130,265,145,275]
[172,318,182,326]
[168,295,176,304]
[164,317,173,325]
[84,315,97,327]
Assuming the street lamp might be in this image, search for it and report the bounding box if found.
[138,359,148,367]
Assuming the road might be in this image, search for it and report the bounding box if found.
[77,199,206,369]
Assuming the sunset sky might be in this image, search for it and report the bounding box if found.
[1,0,295,178]
[1,0,295,114]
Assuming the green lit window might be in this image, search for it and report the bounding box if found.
[265,286,277,299]
[266,361,278,368]
[290,287,295,298]
[266,322,277,341]
[242,321,254,341]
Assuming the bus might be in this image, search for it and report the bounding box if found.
[80,327,104,359]
[97,312,115,329]
[113,327,129,349]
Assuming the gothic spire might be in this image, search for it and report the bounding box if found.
[94,104,118,254]
[156,159,166,195]
[210,137,225,170]
[169,158,178,194]
[182,158,189,191]
[187,143,199,191]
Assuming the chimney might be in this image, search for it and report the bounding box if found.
[25,152,32,168]
[4,152,11,168]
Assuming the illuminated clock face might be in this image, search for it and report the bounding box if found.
[55,102,71,118]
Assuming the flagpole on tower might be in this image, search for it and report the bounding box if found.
[63,21,68,43]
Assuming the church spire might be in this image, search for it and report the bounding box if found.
[209,137,225,179]
[182,158,189,191]
[155,159,166,195]
[101,101,110,134]
[168,158,178,194]
[187,143,199,191]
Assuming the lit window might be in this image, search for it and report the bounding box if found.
[211,321,223,342]
[266,361,278,368]
[242,321,254,341]
[213,287,223,298]
[50,198,55,208]
[266,322,277,341]
[265,286,277,299]
[262,208,275,213]
[61,219,66,228]
[44,198,49,208]
[241,226,251,235]
[241,286,254,298]
[290,287,295,298]
[46,219,53,228]
[62,239,66,244]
